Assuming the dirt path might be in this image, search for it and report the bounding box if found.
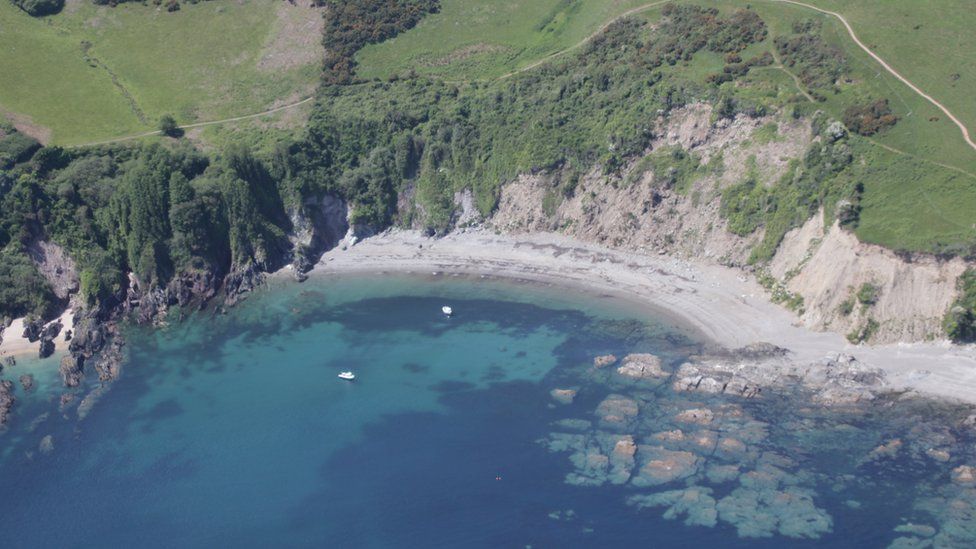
[74,96,315,148]
[769,0,976,153]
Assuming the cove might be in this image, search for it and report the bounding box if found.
[0,274,974,548]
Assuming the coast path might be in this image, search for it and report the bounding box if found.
[72,96,315,148]
[72,1,975,156]
[769,0,976,153]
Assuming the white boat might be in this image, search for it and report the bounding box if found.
[442,305,453,317]
[337,371,356,380]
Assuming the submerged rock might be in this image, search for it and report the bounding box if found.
[38,435,54,454]
[951,465,976,487]
[19,374,34,392]
[675,408,714,426]
[631,445,700,487]
[595,394,639,430]
[629,486,718,527]
[716,485,832,539]
[546,431,637,486]
[550,388,577,405]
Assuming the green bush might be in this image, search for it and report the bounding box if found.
[843,99,899,136]
[0,251,59,320]
[10,0,63,16]
[856,282,880,305]
[944,269,976,342]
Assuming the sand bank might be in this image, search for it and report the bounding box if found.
[310,230,976,404]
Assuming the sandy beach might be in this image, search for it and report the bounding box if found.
[0,309,74,361]
[311,229,976,404]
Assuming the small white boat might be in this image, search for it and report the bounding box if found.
[337,371,356,380]
[442,305,453,317]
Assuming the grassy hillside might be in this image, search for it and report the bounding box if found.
[354,0,976,254]
[808,0,976,139]
[355,0,655,80]
[0,1,320,146]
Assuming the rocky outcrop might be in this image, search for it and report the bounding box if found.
[617,353,667,379]
[0,379,15,426]
[223,263,266,307]
[26,238,79,300]
[21,318,44,342]
[19,374,34,392]
[59,355,84,388]
[671,350,886,406]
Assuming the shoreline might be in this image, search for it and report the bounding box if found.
[0,309,74,361]
[307,229,976,405]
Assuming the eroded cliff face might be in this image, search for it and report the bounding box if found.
[492,103,811,265]
[489,103,966,343]
[770,214,966,343]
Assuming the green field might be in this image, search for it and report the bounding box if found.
[355,0,655,81]
[0,0,320,145]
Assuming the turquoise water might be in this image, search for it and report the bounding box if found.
[0,275,975,547]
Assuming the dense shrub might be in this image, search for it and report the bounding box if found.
[0,128,41,169]
[843,99,899,136]
[638,4,767,69]
[774,33,847,100]
[10,0,63,16]
[322,0,440,85]
[0,251,59,321]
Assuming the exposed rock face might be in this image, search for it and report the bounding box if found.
[617,353,667,379]
[290,194,349,277]
[223,263,266,307]
[26,239,79,300]
[769,212,968,343]
[0,379,15,426]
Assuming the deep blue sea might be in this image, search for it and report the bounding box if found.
[1,275,974,548]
